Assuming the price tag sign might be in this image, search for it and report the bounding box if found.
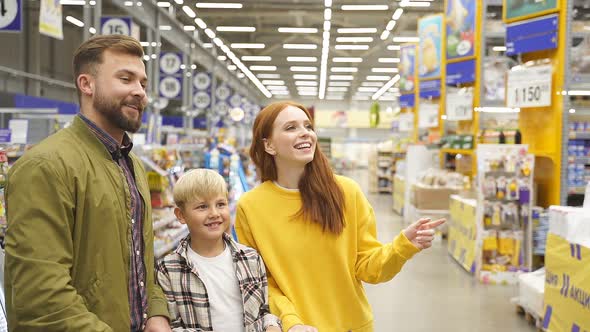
[0,0,21,31]
[506,64,552,108]
[100,17,131,36]
[418,103,439,128]
[160,52,182,76]
[193,72,211,90]
[159,76,182,99]
[446,89,473,121]
[398,113,414,132]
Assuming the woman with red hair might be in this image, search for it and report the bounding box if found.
[235,101,444,332]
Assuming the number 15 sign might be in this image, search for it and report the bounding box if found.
[506,64,552,108]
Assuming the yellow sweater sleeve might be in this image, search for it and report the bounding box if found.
[353,184,421,284]
[235,203,304,330]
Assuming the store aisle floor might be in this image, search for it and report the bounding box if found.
[344,169,535,332]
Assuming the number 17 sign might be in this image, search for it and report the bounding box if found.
[506,64,552,108]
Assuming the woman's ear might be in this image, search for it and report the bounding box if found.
[263,138,276,156]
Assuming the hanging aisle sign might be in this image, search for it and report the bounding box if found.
[506,14,558,56]
[446,88,473,121]
[446,0,476,61]
[159,52,182,76]
[506,64,553,108]
[39,0,63,39]
[503,0,558,22]
[159,76,182,99]
[418,102,439,128]
[0,0,22,32]
[400,44,416,93]
[101,16,131,35]
[418,14,443,80]
[193,71,212,111]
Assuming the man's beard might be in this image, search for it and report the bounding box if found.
[93,89,144,133]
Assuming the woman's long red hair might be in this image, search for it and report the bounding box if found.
[250,101,345,234]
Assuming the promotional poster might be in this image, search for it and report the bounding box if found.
[419,15,443,80]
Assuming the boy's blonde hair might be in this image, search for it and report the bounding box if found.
[173,169,228,209]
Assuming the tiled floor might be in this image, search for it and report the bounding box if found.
[346,169,535,332]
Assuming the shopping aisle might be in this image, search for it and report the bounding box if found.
[344,169,535,332]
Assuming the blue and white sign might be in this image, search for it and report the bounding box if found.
[506,14,558,56]
[193,72,212,110]
[159,52,182,76]
[419,79,442,99]
[400,94,416,108]
[214,101,231,116]
[0,0,22,32]
[193,72,211,90]
[100,16,132,36]
[193,91,211,109]
[216,84,232,101]
[229,93,243,108]
[159,76,182,99]
[446,59,476,85]
[0,129,11,143]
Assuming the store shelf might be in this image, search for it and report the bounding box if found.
[568,132,590,140]
[570,74,590,90]
[568,186,585,195]
[567,156,590,164]
[441,148,474,155]
[155,226,189,259]
[153,215,178,232]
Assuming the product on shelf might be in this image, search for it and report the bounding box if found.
[483,57,517,101]
[410,168,467,210]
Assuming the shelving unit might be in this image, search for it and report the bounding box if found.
[376,151,393,194]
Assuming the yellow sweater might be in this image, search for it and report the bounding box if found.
[235,176,421,332]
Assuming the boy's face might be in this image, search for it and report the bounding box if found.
[175,194,230,242]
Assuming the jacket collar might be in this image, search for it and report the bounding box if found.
[77,114,133,161]
[69,116,120,161]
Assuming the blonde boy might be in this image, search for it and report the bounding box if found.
[156,169,281,332]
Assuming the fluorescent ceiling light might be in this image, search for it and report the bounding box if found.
[362,82,385,86]
[278,27,318,33]
[330,75,354,80]
[367,75,391,81]
[298,89,318,93]
[329,81,351,86]
[392,8,404,20]
[353,96,370,100]
[60,0,85,5]
[204,28,216,38]
[372,68,399,73]
[387,45,401,51]
[336,37,373,43]
[287,57,318,62]
[257,73,281,79]
[283,44,318,49]
[337,28,378,34]
[174,0,182,4]
[324,21,331,31]
[325,0,332,6]
[380,31,390,40]
[325,8,332,20]
[567,90,590,96]
[195,18,207,29]
[140,42,150,46]
[227,65,237,71]
[237,73,245,79]
[379,58,400,63]
[335,45,369,50]
[333,57,363,62]
[195,2,243,8]
[372,74,400,100]
[241,56,272,61]
[331,67,358,72]
[327,87,348,92]
[231,43,265,49]
[262,80,285,85]
[493,46,507,51]
[341,5,388,10]
[267,85,288,90]
[293,74,318,80]
[89,27,96,34]
[290,66,317,72]
[216,26,256,32]
[327,95,345,100]
[159,25,172,31]
[358,87,379,92]
[299,91,318,96]
[250,66,277,71]
[400,1,431,7]
[202,42,213,48]
[217,55,227,61]
[182,5,196,18]
[156,1,170,7]
[124,1,133,5]
[184,25,196,31]
[386,20,396,31]
[393,36,419,43]
[295,81,318,86]
[66,16,84,27]
[272,90,290,95]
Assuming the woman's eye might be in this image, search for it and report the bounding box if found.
[121,77,130,82]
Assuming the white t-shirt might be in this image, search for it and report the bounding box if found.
[187,245,246,332]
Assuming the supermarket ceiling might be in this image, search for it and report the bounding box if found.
[177,0,444,102]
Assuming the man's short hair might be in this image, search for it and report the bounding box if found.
[173,169,228,209]
[72,34,144,98]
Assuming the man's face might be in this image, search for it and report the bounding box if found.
[92,50,148,133]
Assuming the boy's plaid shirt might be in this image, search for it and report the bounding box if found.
[156,232,281,332]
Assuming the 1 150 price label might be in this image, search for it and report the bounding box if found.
[506,65,552,108]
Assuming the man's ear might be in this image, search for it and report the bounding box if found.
[77,74,94,97]
[174,207,186,225]
[263,138,276,156]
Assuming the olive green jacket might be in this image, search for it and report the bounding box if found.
[4,116,169,331]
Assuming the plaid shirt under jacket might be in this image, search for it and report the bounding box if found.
[156,233,281,332]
